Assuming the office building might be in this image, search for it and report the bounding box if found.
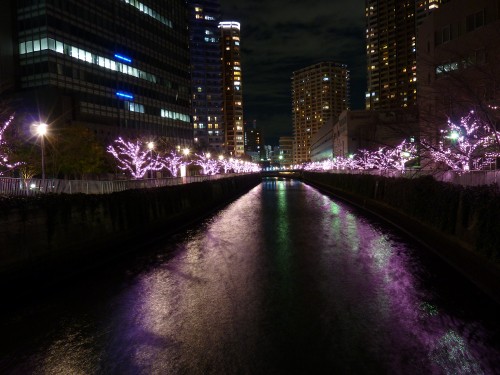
[310,118,334,161]
[0,0,191,146]
[220,21,244,157]
[278,136,293,167]
[417,0,500,143]
[189,0,224,152]
[291,62,349,164]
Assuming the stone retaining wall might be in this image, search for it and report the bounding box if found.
[302,171,500,303]
[0,174,261,286]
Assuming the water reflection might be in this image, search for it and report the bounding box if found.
[1,179,499,374]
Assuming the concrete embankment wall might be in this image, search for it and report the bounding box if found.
[0,174,261,287]
[302,171,500,303]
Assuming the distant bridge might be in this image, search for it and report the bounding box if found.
[260,170,303,179]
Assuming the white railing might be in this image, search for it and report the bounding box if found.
[0,173,246,196]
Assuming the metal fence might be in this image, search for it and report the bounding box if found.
[0,173,245,196]
[2,169,498,196]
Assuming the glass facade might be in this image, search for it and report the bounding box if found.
[8,0,192,145]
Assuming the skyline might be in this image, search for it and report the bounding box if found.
[219,0,367,143]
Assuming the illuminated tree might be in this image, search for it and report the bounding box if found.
[0,115,23,175]
[107,137,163,179]
[162,150,185,177]
[194,153,220,175]
[422,111,500,171]
[218,156,231,174]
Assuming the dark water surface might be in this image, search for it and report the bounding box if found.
[1,179,499,374]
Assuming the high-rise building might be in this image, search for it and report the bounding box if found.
[188,1,224,153]
[416,0,442,26]
[244,120,264,161]
[0,0,191,146]
[291,62,349,164]
[219,21,245,157]
[365,0,444,111]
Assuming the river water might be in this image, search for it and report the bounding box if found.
[1,178,499,374]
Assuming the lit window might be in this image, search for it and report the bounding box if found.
[120,0,172,28]
[125,101,144,113]
[19,38,161,86]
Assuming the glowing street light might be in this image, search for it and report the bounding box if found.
[447,130,460,141]
[147,141,155,179]
[35,122,48,180]
[180,148,190,177]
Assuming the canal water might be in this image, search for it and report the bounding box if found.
[1,178,499,374]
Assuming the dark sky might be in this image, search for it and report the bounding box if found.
[219,0,367,144]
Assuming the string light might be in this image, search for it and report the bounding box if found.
[0,115,23,174]
[107,137,163,179]
[422,111,500,171]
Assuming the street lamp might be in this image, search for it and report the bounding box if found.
[180,148,190,177]
[448,131,460,141]
[35,122,48,180]
[147,141,155,179]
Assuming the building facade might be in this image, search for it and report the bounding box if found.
[291,62,349,164]
[220,21,244,157]
[188,0,224,153]
[310,118,334,162]
[0,0,191,146]
[278,136,293,167]
[330,109,417,158]
[417,0,500,143]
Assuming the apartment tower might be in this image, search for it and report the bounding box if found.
[188,1,224,153]
[365,0,444,111]
[219,21,244,157]
[292,62,349,164]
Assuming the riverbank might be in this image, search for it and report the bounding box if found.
[301,171,500,304]
[0,174,261,291]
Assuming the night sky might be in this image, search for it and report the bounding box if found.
[219,0,367,144]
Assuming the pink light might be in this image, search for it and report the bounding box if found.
[0,115,24,175]
[422,112,500,171]
[107,137,163,179]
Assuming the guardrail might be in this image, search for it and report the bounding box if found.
[264,168,500,187]
[319,169,500,187]
[0,173,247,196]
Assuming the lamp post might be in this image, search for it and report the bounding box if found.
[147,141,155,179]
[180,147,190,178]
[35,122,48,180]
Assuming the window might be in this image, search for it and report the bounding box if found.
[466,10,485,32]
[442,25,450,43]
[126,101,145,113]
[19,38,159,85]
